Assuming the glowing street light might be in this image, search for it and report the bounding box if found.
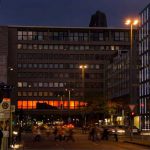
[125,18,139,140]
[79,65,87,101]
[125,19,139,49]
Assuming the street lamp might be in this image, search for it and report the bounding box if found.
[125,18,139,104]
[79,65,87,102]
[65,88,74,123]
[125,18,139,140]
[79,65,87,126]
[125,19,139,50]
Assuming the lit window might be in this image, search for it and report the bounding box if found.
[95,65,100,69]
[44,45,48,49]
[18,82,22,87]
[33,92,37,96]
[28,92,32,96]
[39,92,43,96]
[49,83,53,87]
[43,82,48,87]
[33,82,38,87]
[23,92,27,96]
[59,83,64,87]
[18,92,22,96]
[17,44,22,49]
[54,83,58,87]
[49,92,53,96]
[44,92,48,96]
[39,82,43,87]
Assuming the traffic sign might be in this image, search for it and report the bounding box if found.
[0,101,10,110]
[129,104,136,111]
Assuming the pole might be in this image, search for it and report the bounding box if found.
[10,105,12,145]
[81,67,85,101]
[81,67,86,125]
[130,23,133,141]
[68,90,70,118]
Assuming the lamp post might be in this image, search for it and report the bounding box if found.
[57,94,64,121]
[79,65,87,126]
[79,65,87,102]
[65,89,73,123]
[125,18,139,140]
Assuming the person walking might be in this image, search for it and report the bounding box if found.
[34,127,41,142]
[101,127,109,140]
[114,127,118,142]
[66,128,75,142]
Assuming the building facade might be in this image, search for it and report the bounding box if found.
[0,26,131,117]
[139,3,150,130]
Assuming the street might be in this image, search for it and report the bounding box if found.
[17,129,150,150]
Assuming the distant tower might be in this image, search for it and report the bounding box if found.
[89,10,107,27]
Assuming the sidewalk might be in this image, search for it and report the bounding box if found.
[124,135,150,147]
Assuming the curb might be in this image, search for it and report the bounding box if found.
[124,141,150,147]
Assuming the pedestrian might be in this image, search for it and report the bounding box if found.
[114,127,118,142]
[34,127,41,142]
[88,126,96,141]
[66,128,75,142]
[101,127,109,140]
[0,128,3,148]
[53,126,58,141]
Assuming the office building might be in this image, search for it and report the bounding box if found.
[0,26,131,118]
[139,3,150,130]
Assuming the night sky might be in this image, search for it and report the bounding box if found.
[0,0,149,27]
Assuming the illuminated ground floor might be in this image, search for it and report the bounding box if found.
[17,99,87,110]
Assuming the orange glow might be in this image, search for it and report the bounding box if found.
[70,101,74,109]
[79,65,88,69]
[133,19,139,25]
[53,101,58,107]
[38,101,43,103]
[63,101,68,109]
[75,101,79,107]
[28,101,33,109]
[17,100,87,110]
[3,98,11,102]
[32,101,37,109]
[125,18,139,26]
[22,101,27,109]
[125,19,131,25]
[49,101,53,106]
[18,101,22,109]
[44,101,48,104]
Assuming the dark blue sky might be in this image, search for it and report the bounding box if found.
[0,0,149,27]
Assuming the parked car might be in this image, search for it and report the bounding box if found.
[107,125,126,135]
[126,126,141,134]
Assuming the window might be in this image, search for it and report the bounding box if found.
[18,92,21,96]
[17,44,22,49]
[39,82,43,87]
[33,92,37,96]
[43,82,48,87]
[39,92,43,96]
[23,92,27,96]
[49,83,53,87]
[54,82,58,87]
[28,92,32,96]
[95,65,100,69]
[59,83,64,87]
[23,82,27,87]
[44,92,48,96]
